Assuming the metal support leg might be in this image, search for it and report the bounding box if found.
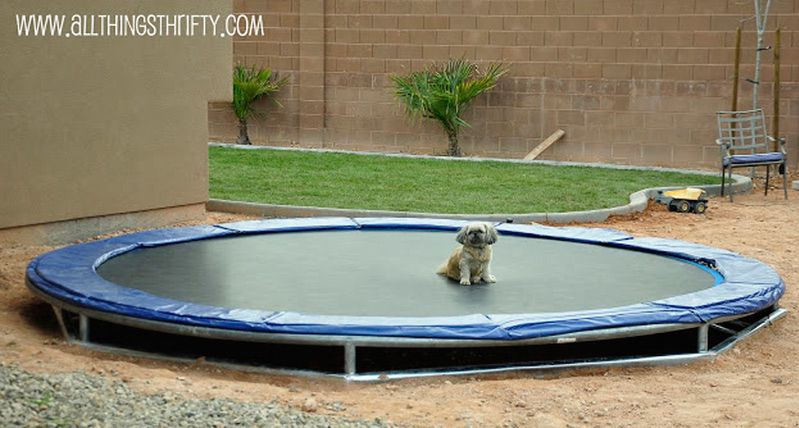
[728,167,735,202]
[782,163,789,199]
[698,324,709,353]
[720,165,726,196]
[50,305,71,341]
[78,314,90,342]
[765,165,770,196]
[344,342,356,376]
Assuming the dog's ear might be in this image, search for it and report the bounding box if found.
[456,225,468,244]
[485,224,499,245]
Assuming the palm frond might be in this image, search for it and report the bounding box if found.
[390,58,508,155]
[232,64,289,122]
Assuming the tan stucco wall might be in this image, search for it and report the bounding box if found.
[0,1,232,231]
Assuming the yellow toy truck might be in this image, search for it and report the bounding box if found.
[655,188,708,214]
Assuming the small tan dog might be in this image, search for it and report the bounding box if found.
[437,222,498,286]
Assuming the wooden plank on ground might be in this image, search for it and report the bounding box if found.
[523,129,565,161]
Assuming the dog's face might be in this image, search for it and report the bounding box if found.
[456,222,498,248]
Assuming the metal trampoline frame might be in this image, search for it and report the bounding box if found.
[26,217,786,380]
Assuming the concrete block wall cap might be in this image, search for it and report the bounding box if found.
[207,142,752,224]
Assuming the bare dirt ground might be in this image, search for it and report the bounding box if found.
[2,191,798,427]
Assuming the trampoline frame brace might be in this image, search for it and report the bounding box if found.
[51,305,91,344]
[698,324,709,353]
[50,305,71,341]
[78,313,90,343]
[344,342,357,376]
[43,299,786,381]
[339,325,718,377]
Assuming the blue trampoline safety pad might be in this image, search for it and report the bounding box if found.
[27,217,784,340]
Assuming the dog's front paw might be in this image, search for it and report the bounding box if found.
[459,278,471,286]
[485,275,497,283]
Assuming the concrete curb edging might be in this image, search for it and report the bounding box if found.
[207,143,751,224]
[208,175,749,225]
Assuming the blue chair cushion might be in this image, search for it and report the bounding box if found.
[723,152,784,167]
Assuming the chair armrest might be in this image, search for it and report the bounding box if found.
[767,135,788,152]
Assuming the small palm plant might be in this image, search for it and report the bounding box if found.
[391,59,508,157]
[232,64,289,145]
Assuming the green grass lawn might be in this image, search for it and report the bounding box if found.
[209,146,719,214]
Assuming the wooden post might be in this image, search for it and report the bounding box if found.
[730,26,743,156]
[772,27,781,151]
[732,26,742,111]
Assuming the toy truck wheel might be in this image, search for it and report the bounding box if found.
[693,201,707,214]
[674,200,691,213]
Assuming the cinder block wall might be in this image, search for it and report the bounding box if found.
[210,0,799,169]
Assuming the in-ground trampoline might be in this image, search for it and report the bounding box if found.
[27,217,785,380]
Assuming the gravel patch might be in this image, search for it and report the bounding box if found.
[0,363,394,427]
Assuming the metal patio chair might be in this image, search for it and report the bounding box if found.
[716,109,788,201]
